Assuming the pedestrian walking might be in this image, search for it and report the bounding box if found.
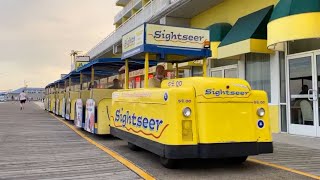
[19,90,27,110]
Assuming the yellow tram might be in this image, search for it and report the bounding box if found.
[61,70,81,121]
[53,80,66,116]
[44,84,50,111]
[47,84,56,113]
[109,23,273,168]
[75,58,153,134]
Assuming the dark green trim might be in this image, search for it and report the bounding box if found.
[110,127,273,159]
[219,6,274,47]
[270,0,320,21]
[206,23,232,42]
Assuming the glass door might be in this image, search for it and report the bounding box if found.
[287,53,317,136]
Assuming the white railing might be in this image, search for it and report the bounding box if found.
[87,0,183,59]
[114,0,142,23]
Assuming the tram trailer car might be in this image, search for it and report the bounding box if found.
[110,77,273,168]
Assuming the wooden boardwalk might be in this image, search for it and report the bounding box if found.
[254,142,320,176]
[0,102,140,180]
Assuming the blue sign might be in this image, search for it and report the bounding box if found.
[164,92,168,101]
[258,120,264,128]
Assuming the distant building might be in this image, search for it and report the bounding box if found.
[8,87,45,101]
[0,92,7,102]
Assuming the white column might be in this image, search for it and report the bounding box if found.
[238,55,245,79]
[270,52,280,105]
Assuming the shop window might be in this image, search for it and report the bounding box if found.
[245,53,271,102]
[191,66,202,77]
[183,69,191,78]
[279,52,287,132]
[288,39,320,55]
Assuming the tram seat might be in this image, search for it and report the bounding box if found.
[300,100,313,125]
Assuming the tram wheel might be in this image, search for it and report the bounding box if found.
[228,156,248,164]
[127,142,141,151]
[160,157,178,169]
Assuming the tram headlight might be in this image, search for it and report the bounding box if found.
[257,108,265,117]
[183,107,192,117]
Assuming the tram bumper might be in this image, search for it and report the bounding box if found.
[165,142,273,159]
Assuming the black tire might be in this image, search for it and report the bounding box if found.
[228,156,248,164]
[127,142,140,151]
[160,157,178,169]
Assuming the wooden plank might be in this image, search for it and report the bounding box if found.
[0,102,140,180]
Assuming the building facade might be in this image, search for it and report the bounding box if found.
[83,0,320,137]
[9,87,45,101]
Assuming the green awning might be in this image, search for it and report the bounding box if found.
[206,23,232,59]
[219,5,273,47]
[268,0,320,50]
[217,6,274,59]
[270,0,320,21]
[206,23,232,42]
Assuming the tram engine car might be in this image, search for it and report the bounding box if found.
[111,77,273,168]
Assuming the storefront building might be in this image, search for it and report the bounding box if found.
[186,0,320,137]
[83,0,320,137]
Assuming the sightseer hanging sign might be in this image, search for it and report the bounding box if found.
[122,23,210,59]
[145,24,209,49]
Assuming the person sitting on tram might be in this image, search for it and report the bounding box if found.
[88,81,98,90]
[108,79,122,89]
[148,65,166,88]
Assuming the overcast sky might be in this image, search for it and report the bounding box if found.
[0,0,121,90]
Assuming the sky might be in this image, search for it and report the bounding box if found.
[0,0,121,91]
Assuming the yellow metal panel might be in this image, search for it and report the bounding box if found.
[218,39,273,59]
[268,12,320,50]
[97,98,112,134]
[250,39,274,54]
[80,90,90,102]
[202,58,207,77]
[210,42,220,59]
[191,0,279,28]
[196,103,257,143]
[91,89,114,102]
[69,91,79,121]
[269,105,280,133]
[56,93,64,115]
[91,89,116,134]
[70,99,77,121]
[50,95,55,112]
[144,53,149,88]
[111,88,198,145]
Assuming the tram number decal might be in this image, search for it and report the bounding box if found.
[168,80,183,87]
[178,99,191,103]
[254,100,266,104]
